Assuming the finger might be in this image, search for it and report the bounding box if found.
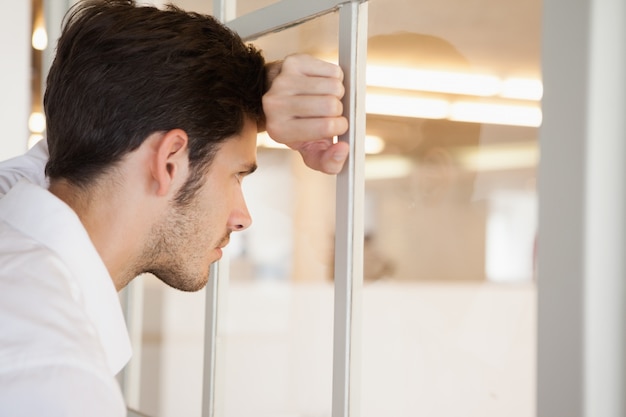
[266,116,348,144]
[318,141,350,174]
[268,73,345,97]
[282,54,344,80]
[264,95,343,119]
[299,141,349,175]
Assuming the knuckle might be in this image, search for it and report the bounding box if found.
[325,79,344,98]
[265,124,283,140]
[262,94,277,112]
[334,99,344,115]
[267,75,288,92]
[335,81,345,97]
[266,120,295,142]
[262,92,289,110]
[336,65,345,79]
[282,54,301,71]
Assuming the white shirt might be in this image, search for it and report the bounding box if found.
[0,174,132,415]
[0,140,49,195]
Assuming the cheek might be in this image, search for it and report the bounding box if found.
[202,198,231,232]
[197,179,245,234]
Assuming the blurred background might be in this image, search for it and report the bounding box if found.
[3,0,540,416]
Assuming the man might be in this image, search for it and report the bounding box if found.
[0,1,348,415]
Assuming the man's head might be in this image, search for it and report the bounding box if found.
[139,118,259,292]
[44,0,266,203]
[43,0,267,291]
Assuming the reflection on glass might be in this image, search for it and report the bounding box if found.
[160,0,211,14]
[362,0,539,416]
[363,14,540,284]
[237,0,282,17]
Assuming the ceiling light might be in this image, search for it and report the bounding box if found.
[366,93,542,127]
[449,101,542,127]
[32,26,48,51]
[367,65,502,97]
[501,78,543,100]
[365,155,412,180]
[366,94,449,119]
[366,65,543,102]
[28,112,46,133]
[454,142,539,171]
[364,135,385,154]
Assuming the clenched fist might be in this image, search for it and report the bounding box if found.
[263,54,350,174]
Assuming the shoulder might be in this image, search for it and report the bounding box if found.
[0,225,92,335]
[0,222,73,296]
[0,140,48,196]
[0,225,111,385]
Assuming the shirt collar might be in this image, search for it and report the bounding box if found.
[0,179,132,375]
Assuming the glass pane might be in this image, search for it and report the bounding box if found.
[140,0,212,14]
[121,275,207,417]
[152,0,283,19]
[179,0,212,13]
[217,12,340,417]
[362,0,539,416]
[236,0,281,17]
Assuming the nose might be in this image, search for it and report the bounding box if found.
[228,195,252,232]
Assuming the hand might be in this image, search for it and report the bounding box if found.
[262,54,349,175]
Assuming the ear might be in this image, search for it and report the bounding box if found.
[151,129,189,197]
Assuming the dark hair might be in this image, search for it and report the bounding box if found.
[44,0,266,202]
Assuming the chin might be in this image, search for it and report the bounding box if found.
[154,269,209,293]
[176,276,209,292]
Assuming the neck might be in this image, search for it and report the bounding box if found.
[49,178,145,291]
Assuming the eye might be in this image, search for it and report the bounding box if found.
[234,164,257,183]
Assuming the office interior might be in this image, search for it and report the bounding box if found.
[1,0,623,417]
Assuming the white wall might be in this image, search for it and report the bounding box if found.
[0,1,30,160]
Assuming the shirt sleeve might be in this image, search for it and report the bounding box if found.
[0,140,48,196]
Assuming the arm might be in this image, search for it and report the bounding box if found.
[0,140,49,196]
[262,54,350,175]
